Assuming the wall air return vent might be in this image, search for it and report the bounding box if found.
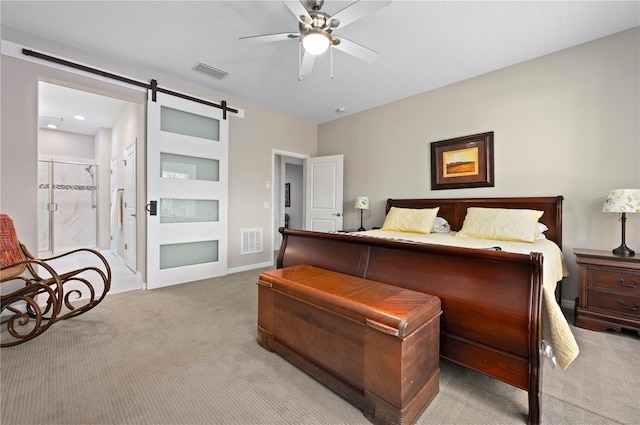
[241,227,263,255]
[193,62,229,80]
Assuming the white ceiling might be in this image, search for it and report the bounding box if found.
[38,82,131,135]
[2,1,639,132]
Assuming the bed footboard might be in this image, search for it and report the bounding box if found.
[277,228,543,425]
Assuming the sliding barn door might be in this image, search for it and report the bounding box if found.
[146,92,228,289]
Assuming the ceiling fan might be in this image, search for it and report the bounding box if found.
[240,0,391,78]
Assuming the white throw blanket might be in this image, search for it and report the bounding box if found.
[358,229,579,369]
[111,189,123,228]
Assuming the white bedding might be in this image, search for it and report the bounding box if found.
[357,229,579,369]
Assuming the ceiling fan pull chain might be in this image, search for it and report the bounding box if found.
[330,44,334,80]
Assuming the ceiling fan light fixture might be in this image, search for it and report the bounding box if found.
[302,30,331,55]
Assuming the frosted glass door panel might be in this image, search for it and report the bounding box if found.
[161,153,219,182]
[160,199,219,223]
[160,240,218,270]
[161,106,220,141]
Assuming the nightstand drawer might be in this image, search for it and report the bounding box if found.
[587,268,640,294]
[587,290,640,318]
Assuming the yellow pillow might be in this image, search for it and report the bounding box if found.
[456,207,544,243]
[381,207,440,234]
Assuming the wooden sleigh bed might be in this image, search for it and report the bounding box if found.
[276,196,577,425]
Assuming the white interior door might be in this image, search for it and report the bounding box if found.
[305,154,344,231]
[124,142,136,272]
[146,91,228,289]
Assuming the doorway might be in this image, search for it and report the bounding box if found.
[272,151,345,253]
[273,151,308,251]
[37,80,141,292]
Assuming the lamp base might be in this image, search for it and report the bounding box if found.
[612,244,635,257]
[357,226,365,231]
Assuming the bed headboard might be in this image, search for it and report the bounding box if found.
[386,196,563,249]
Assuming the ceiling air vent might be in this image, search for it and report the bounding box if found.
[193,62,229,80]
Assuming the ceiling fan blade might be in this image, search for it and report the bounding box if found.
[300,49,316,75]
[239,32,300,43]
[283,0,311,24]
[332,37,379,63]
[330,0,391,29]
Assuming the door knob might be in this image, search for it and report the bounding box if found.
[333,212,342,217]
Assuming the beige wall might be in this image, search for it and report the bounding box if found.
[1,40,317,277]
[317,28,640,305]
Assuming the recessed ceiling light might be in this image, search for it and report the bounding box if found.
[47,124,57,129]
[336,107,346,113]
[74,115,85,120]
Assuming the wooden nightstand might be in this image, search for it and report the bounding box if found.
[574,249,640,335]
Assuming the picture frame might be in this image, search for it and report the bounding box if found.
[285,183,291,207]
[430,131,494,190]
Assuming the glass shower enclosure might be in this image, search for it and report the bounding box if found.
[38,160,98,255]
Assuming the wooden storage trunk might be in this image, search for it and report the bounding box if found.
[257,264,442,425]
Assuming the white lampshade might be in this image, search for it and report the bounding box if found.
[302,30,331,55]
[603,189,640,213]
[355,196,369,210]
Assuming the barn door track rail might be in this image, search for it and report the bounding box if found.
[22,48,237,119]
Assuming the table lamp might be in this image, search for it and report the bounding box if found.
[603,189,640,256]
[355,196,369,231]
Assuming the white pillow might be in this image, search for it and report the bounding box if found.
[381,207,440,234]
[433,217,451,233]
[537,222,548,240]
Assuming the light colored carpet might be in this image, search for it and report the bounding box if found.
[1,268,638,425]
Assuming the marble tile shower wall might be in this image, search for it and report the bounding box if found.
[38,160,97,254]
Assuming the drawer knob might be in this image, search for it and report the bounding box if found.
[616,300,640,311]
[617,277,639,289]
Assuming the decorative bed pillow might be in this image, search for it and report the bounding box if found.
[381,207,440,234]
[537,222,549,239]
[433,217,451,233]
[456,207,544,243]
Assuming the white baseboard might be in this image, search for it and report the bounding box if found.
[227,261,273,275]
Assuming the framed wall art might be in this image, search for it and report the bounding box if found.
[430,131,494,190]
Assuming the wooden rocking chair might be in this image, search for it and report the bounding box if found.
[0,214,111,347]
